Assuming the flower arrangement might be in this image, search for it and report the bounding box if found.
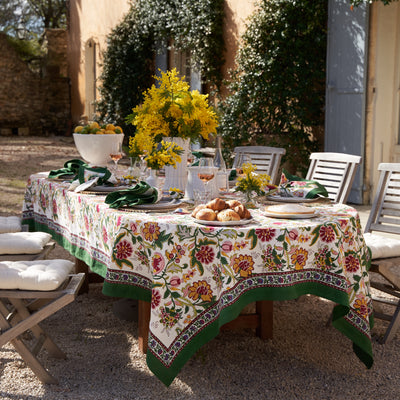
[132,139,183,170]
[234,163,273,203]
[126,68,219,146]
[74,121,123,135]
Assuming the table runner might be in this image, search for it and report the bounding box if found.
[22,174,373,386]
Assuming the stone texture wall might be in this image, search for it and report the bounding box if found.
[0,30,71,136]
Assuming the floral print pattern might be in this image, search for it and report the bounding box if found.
[22,174,373,386]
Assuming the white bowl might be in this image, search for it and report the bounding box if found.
[73,133,124,166]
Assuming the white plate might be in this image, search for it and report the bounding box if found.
[263,211,318,219]
[266,195,319,203]
[125,199,181,211]
[86,185,132,193]
[193,217,254,226]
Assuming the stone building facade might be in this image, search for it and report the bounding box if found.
[0,29,71,136]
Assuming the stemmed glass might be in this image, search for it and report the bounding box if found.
[109,141,123,174]
[197,158,215,201]
[234,152,251,177]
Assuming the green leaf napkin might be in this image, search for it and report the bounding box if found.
[279,169,328,199]
[77,166,112,185]
[105,181,160,209]
[48,159,88,179]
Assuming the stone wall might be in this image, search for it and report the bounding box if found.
[0,30,71,136]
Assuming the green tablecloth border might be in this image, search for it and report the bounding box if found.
[23,216,374,387]
[147,282,374,387]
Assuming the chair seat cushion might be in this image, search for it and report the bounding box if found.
[0,232,52,254]
[364,232,400,259]
[0,259,74,291]
[0,216,22,233]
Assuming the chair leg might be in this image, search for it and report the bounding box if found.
[381,302,400,344]
[0,303,58,384]
[10,298,66,358]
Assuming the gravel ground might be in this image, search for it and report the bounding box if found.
[1,136,400,400]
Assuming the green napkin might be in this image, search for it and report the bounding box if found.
[77,166,112,185]
[229,169,237,181]
[279,169,328,199]
[105,181,160,209]
[48,159,88,179]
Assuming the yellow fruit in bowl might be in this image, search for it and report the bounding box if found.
[89,122,100,130]
[106,124,116,131]
[74,125,84,133]
[115,126,123,134]
[105,129,116,135]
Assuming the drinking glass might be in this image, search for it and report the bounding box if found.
[234,152,251,177]
[197,158,215,202]
[109,141,123,174]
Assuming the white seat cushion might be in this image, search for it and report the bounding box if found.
[0,259,74,291]
[0,232,52,255]
[0,216,22,233]
[364,232,400,259]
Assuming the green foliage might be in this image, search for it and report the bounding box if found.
[97,0,225,136]
[218,0,327,175]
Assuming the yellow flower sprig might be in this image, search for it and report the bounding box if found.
[144,140,183,170]
[234,163,271,196]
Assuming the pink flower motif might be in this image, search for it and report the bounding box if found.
[151,289,162,309]
[96,204,100,212]
[130,222,138,234]
[196,245,215,264]
[115,240,133,259]
[288,229,299,241]
[117,216,122,226]
[102,227,108,243]
[345,254,360,273]
[320,225,335,243]
[255,228,276,242]
[152,253,165,274]
[170,276,181,287]
[221,241,233,252]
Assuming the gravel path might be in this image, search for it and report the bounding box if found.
[1,136,399,399]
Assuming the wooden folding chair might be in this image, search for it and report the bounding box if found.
[306,152,362,203]
[233,146,286,184]
[0,260,84,383]
[363,163,400,343]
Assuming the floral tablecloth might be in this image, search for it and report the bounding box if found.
[22,173,373,386]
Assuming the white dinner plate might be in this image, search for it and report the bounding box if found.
[266,195,320,203]
[263,211,318,219]
[193,217,254,226]
[124,199,182,211]
[85,185,132,193]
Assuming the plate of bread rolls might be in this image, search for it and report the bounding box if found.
[191,198,253,226]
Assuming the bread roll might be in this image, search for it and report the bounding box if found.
[206,198,227,211]
[233,204,251,219]
[226,199,241,208]
[217,209,240,222]
[191,204,206,218]
[195,208,217,221]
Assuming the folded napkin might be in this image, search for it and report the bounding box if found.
[48,159,88,179]
[69,165,116,192]
[278,169,328,199]
[105,181,161,209]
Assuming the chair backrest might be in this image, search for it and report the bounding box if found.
[305,152,362,204]
[233,146,286,184]
[364,163,400,235]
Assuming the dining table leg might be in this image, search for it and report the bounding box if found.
[138,300,151,354]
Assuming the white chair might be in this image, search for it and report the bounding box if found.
[233,146,286,184]
[0,259,84,383]
[306,152,362,204]
[363,163,400,343]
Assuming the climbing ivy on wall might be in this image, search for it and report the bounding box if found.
[97,0,225,135]
[218,0,328,175]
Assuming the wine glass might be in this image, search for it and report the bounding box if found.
[197,158,215,200]
[234,152,251,177]
[109,141,123,174]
